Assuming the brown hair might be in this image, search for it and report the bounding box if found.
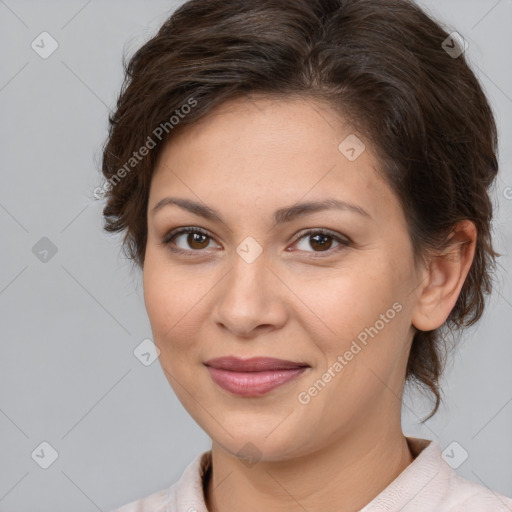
[99,0,499,418]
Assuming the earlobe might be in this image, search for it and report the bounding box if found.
[411,220,477,332]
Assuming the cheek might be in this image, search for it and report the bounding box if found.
[299,260,413,396]
[142,251,208,353]
[301,264,398,342]
[142,255,210,403]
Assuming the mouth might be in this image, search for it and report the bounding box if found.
[204,356,310,396]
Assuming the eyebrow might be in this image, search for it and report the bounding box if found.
[151,197,371,224]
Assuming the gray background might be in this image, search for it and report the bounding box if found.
[0,1,511,511]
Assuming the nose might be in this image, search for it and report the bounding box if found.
[211,250,288,338]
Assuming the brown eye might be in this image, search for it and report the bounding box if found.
[163,227,217,253]
[308,233,334,251]
[185,232,209,250]
[292,229,350,255]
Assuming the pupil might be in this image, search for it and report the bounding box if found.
[189,233,207,249]
[311,234,331,251]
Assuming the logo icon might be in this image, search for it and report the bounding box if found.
[31,32,59,59]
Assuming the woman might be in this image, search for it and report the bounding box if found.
[100,0,512,510]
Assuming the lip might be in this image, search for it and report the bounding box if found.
[204,357,309,396]
[205,356,309,372]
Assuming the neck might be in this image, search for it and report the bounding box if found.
[205,421,414,512]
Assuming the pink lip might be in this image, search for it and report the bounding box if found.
[204,357,309,396]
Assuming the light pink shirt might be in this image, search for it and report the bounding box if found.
[112,437,512,511]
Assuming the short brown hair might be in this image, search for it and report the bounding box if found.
[99,0,499,418]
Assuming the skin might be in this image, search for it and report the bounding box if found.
[143,95,476,512]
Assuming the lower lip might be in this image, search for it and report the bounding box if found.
[206,366,308,396]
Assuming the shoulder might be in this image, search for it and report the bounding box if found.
[362,438,512,512]
[108,450,212,512]
[409,437,512,512]
[110,488,168,512]
[443,471,512,512]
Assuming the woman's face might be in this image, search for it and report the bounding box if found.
[143,96,422,461]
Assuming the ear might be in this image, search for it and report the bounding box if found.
[411,220,477,332]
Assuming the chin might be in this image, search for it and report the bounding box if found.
[205,419,315,463]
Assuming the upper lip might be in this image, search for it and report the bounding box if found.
[204,356,309,372]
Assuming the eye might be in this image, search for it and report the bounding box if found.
[290,228,350,256]
[162,227,219,255]
[161,227,350,257]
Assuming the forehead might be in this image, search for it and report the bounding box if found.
[149,96,396,223]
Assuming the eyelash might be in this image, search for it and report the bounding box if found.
[161,226,351,258]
